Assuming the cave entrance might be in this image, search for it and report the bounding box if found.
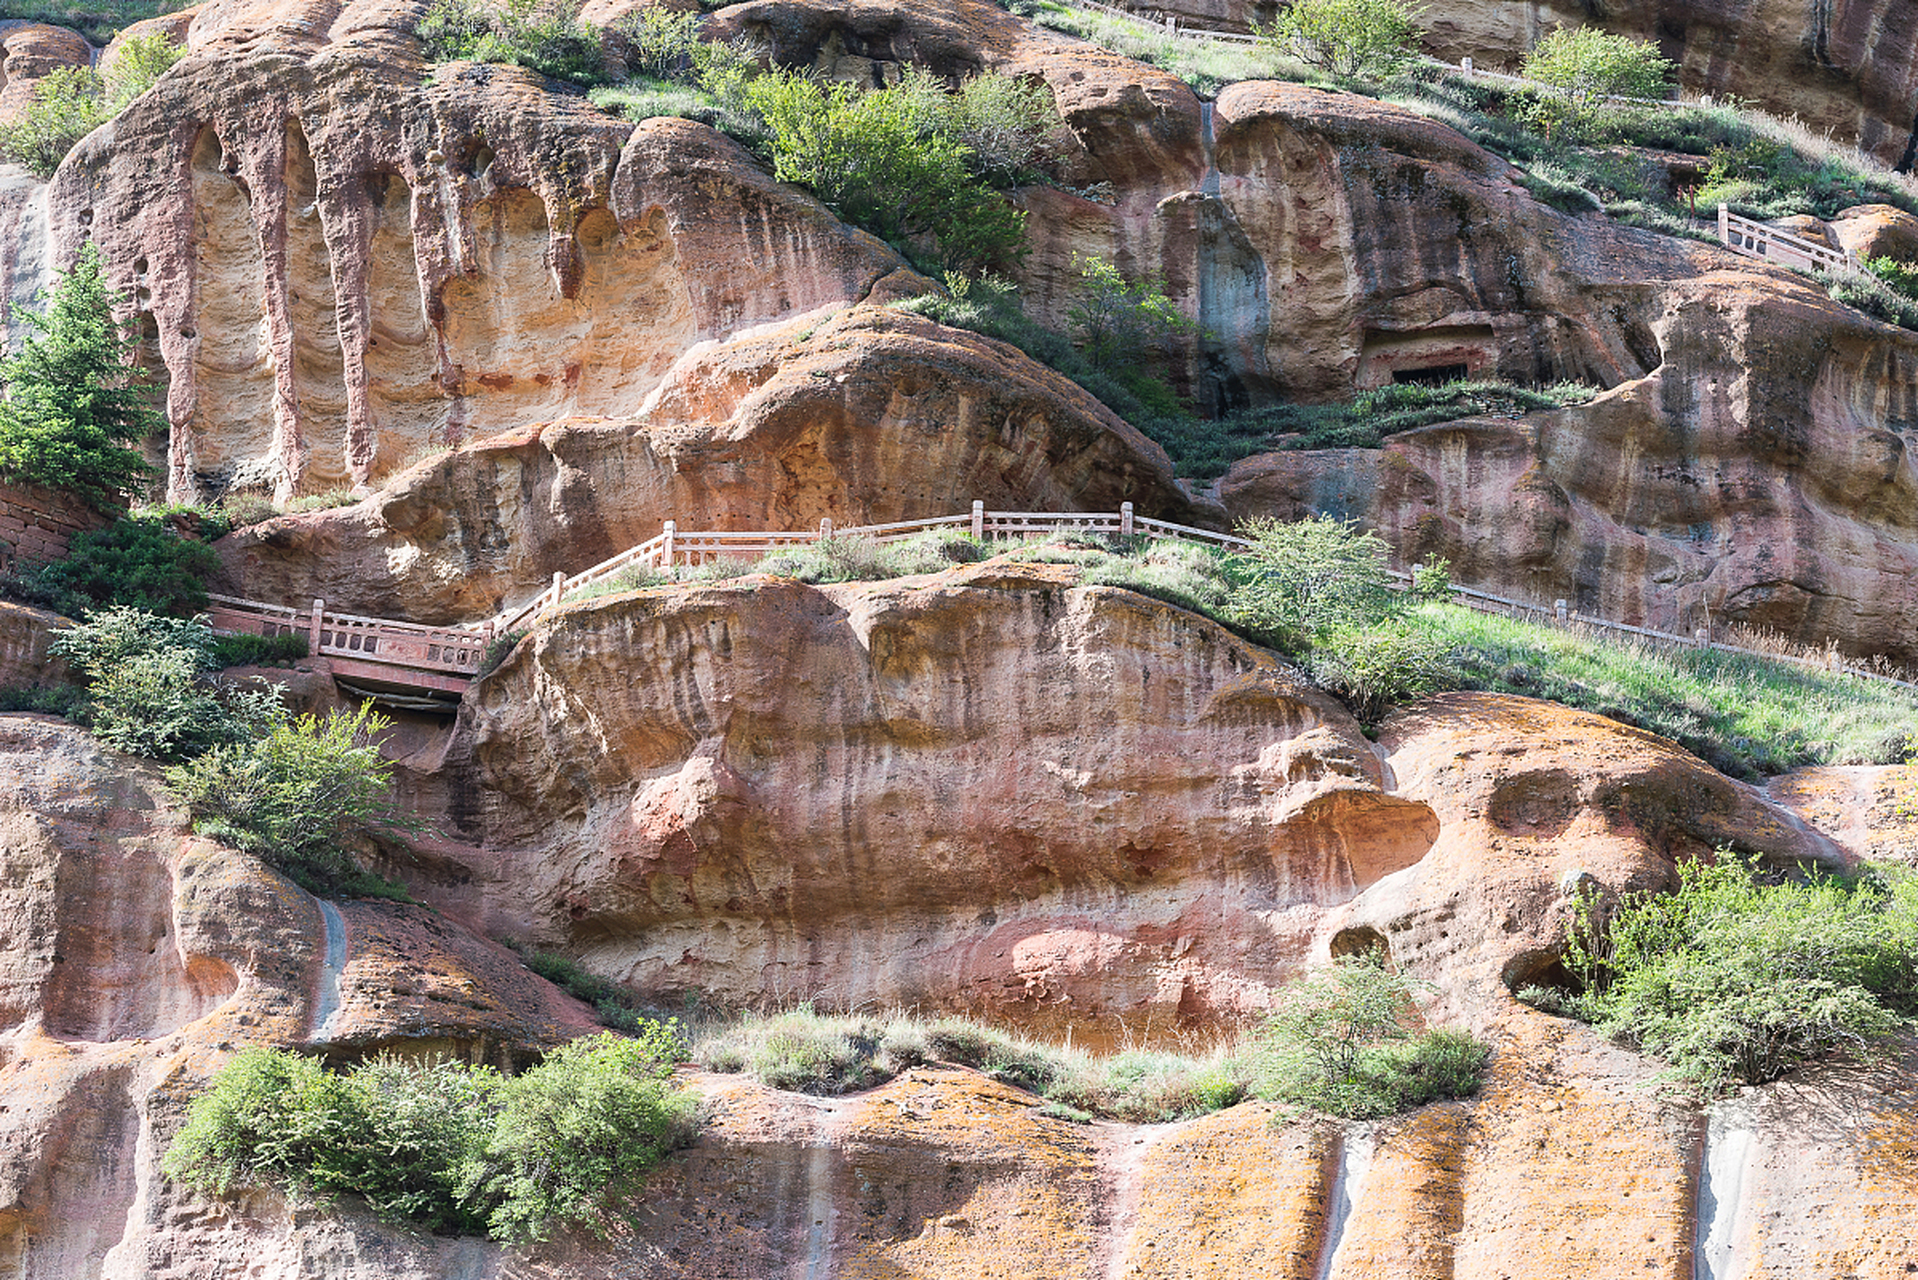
[1392,363,1470,387]
[1329,925,1392,964]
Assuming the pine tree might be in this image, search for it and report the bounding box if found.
[0,243,162,511]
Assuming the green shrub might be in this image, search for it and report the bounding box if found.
[47,607,275,760]
[742,68,1031,271]
[0,682,85,717]
[1519,27,1673,138]
[748,530,985,583]
[482,1028,696,1242]
[163,1031,694,1242]
[476,628,526,676]
[697,1006,1249,1122]
[0,243,163,509]
[1068,255,1195,373]
[609,4,697,78]
[219,492,282,528]
[165,701,423,891]
[0,67,109,177]
[0,32,185,176]
[1262,0,1424,81]
[208,630,310,668]
[1224,515,1398,651]
[1558,857,1918,1092]
[509,943,684,1037]
[1251,951,1488,1118]
[1824,265,1918,332]
[12,514,220,616]
[1305,620,1451,722]
[417,0,607,84]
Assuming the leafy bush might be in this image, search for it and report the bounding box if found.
[1252,951,1489,1118]
[742,68,1034,270]
[1305,620,1450,722]
[609,4,697,78]
[0,67,110,177]
[1262,0,1424,80]
[1068,255,1195,372]
[1224,515,1397,650]
[163,1030,694,1243]
[0,243,164,509]
[483,1028,696,1242]
[48,607,274,760]
[208,630,311,668]
[509,943,683,1036]
[1519,27,1673,137]
[476,628,526,676]
[416,0,607,84]
[0,682,85,717]
[1824,264,1918,332]
[165,701,423,890]
[0,33,185,176]
[11,514,219,616]
[1556,858,1918,1092]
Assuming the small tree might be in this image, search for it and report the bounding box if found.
[1521,27,1674,137]
[166,701,424,887]
[1224,514,1396,649]
[0,243,163,510]
[1263,0,1425,80]
[1066,256,1193,373]
[48,607,277,761]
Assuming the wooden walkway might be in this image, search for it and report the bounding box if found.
[210,507,1914,699]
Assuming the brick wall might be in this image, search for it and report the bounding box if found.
[0,479,111,575]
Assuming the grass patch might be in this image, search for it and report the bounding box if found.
[0,0,178,43]
[1017,0,1314,96]
[1424,602,1918,778]
[504,940,691,1037]
[207,630,309,668]
[694,1004,1249,1123]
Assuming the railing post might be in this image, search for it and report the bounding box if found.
[1120,501,1134,537]
[1694,627,1710,648]
[819,517,833,541]
[662,519,677,567]
[971,500,984,540]
[550,571,564,610]
[1718,203,1730,247]
[1554,599,1568,625]
[309,599,325,656]
[1460,56,1473,77]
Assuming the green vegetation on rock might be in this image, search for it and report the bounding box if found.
[6,513,219,617]
[1528,857,1918,1092]
[166,701,426,895]
[163,1029,695,1243]
[0,32,186,176]
[0,0,177,44]
[1262,0,1425,82]
[696,1005,1248,1123]
[1252,950,1489,1118]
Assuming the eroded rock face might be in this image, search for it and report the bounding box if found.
[8,3,912,502]
[423,560,1440,1031]
[1220,263,1918,660]
[0,715,598,1278]
[1325,692,1843,1022]
[210,306,1203,622]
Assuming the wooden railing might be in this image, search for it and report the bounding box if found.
[1716,204,1858,273]
[199,504,1913,698]
[486,506,1917,691]
[206,593,493,695]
